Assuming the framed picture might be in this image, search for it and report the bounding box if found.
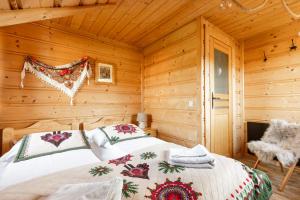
[95,62,115,84]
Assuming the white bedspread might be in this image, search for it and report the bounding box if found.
[0,148,99,190]
[91,137,166,160]
[0,137,165,190]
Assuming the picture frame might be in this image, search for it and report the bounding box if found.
[95,62,115,84]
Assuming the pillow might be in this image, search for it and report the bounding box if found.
[85,128,106,147]
[14,130,90,162]
[0,140,22,163]
[99,124,149,145]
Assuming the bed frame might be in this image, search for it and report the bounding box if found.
[1,116,132,155]
[1,120,78,155]
[80,116,130,131]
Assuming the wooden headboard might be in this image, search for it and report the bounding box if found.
[80,116,130,131]
[1,120,78,155]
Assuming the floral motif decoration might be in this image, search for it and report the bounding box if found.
[140,152,157,160]
[114,124,137,134]
[108,154,133,166]
[25,56,89,89]
[121,163,150,179]
[158,161,185,174]
[110,136,120,144]
[41,131,72,147]
[89,166,112,176]
[145,178,202,200]
[226,163,272,200]
[122,179,139,199]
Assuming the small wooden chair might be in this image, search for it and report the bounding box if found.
[253,158,297,191]
[248,119,299,192]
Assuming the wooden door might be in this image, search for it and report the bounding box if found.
[209,38,233,157]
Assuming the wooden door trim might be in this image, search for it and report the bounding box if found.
[209,36,233,157]
[201,17,244,158]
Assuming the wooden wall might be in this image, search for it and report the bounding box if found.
[0,22,142,129]
[142,18,244,156]
[143,20,202,147]
[244,21,300,123]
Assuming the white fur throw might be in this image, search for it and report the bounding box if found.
[248,119,300,167]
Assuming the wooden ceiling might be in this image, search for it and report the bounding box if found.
[1,0,300,48]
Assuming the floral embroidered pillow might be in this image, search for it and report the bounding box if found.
[99,124,149,145]
[15,130,90,162]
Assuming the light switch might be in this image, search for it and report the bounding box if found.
[188,100,194,108]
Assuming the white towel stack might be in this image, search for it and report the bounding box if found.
[169,145,215,169]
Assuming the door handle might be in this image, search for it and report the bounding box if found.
[212,92,221,108]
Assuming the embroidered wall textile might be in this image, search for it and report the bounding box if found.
[20,56,92,105]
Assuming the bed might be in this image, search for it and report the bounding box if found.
[0,119,272,200]
[0,120,100,190]
[0,117,166,190]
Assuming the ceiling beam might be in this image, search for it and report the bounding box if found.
[0,3,115,27]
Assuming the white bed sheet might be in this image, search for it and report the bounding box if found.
[0,142,100,190]
[0,136,165,190]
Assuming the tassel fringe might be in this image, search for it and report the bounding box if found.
[20,57,92,105]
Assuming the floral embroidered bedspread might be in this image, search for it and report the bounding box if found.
[0,143,272,200]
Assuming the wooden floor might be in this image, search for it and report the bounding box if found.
[239,156,300,200]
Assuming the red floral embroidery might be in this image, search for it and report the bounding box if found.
[121,163,149,179]
[114,124,137,134]
[108,154,133,166]
[145,178,201,200]
[41,131,72,147]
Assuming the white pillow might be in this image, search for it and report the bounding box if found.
[85,128,107,147]
[92,132,107,147]
[103,142,113,149]
[0,140,22,163]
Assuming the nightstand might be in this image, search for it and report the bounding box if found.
[143,128,157,137]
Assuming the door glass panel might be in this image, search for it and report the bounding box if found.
[214,48,229,94]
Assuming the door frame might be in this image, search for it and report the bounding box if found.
[209,37,233,157]
[201,18,235,157]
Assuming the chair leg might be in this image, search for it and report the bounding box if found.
[278,162,297,192]
[253,159,260,169]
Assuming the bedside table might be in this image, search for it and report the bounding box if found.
[143,128,157,137]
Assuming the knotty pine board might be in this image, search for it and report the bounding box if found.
[143,20,200,148]
[244,21,300,123]
[0,22,142,129]
[143,19,244,156]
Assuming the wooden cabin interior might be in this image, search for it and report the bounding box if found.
[0,0,300,199]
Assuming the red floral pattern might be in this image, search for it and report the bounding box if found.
[114,124,137,134]
[121,163,149,179]
[145,178,202,200]
[25,56,89,89]
[41,131,72,147]
[108,154,133,166]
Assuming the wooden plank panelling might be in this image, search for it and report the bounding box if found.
[1,0,299,49]
[143,18,244,156]
[143,20,201,147]
[244,21,300,123]
[0,22,142,130]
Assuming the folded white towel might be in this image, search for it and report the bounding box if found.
[169,144,208,158]
[169,153,215,164]
[44,177,123,200]
[169,160,215,169]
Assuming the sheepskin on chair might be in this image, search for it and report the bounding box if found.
[248,119,300,167]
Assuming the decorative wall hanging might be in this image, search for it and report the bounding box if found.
[20,56,92,105]
[220,0,300,19]
[95,62,115,84]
